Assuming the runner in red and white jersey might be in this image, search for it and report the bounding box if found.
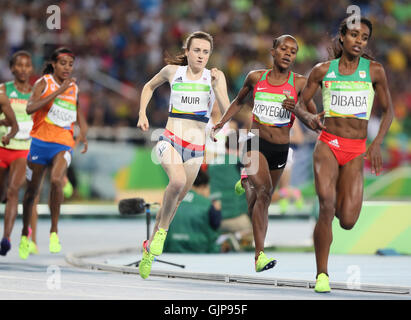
[212,35,321,272]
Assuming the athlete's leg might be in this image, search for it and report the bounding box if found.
[150,153,202,242]
[3,158,26,239]
[149,142,186,241]
[166,156,202,225]
[243,177,256,217]
[30,169,47,245]
[245,150,273,260]
[0,167,9,238]
[49,151,69,234]
[22,162,47,237]
[335,155,364,230]
[30,193,41,244]
[0,167,8,203]
[312,140,339,276]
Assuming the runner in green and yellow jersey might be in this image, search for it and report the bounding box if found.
[283,17,394,293]
[0,51,33,256]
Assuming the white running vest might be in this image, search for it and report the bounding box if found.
[168,65,215,123]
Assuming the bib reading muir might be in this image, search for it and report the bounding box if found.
[45,97,77,129]
[168,65,215,123]
[170,83,210,114]
[322,57,375,120]
[253,92,293,126]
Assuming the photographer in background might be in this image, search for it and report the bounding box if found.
[163,169,223,253]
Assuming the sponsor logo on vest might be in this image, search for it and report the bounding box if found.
[175,76,183,82]
[359,70,366,78]
[326,71,336,78]
[256,87,268,91]
[329,139,340,148]
[331,95,367,108]
[10,91,18,98]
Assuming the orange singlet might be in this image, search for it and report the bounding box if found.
[30,74,78,148]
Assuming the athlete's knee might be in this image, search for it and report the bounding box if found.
[247,203,254,217]
[338,215,358,230]
[50,176,64,189]
[318,195,335,214]
[167,178,186,196]
[255,185,273,202]
[23,189,37,205]
[317,199,336,225]
[6,185,20,199]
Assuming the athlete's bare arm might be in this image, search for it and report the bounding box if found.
[0,84,18,146]
[295,74,317,114]
[365,61,394,176]
[26,77,75,114]
[283,63,329,132]
[211,70,263,140]
[210,68,230,116]
[75,101,88,154]
[137,65,178,131]
[0,84,11,126]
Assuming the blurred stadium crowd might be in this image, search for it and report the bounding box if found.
[0,0,409,169]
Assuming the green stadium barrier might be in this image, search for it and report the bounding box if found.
[330,201,411,255]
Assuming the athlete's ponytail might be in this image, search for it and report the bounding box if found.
[328,17,375,60]
[164,31,213,66]
[42,47,75,74]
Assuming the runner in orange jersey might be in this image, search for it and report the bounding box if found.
[18,47,88,259]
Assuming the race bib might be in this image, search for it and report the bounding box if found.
[325,81,371,118]
[7,113,33,140]
[170,83,210,115]
[253,92,293,126]
[46,98,77,128]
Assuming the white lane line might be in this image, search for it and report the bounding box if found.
[0,287,131,300]
[0,274,268,298]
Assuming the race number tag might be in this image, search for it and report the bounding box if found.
[46,98,77,128]
[9,113,33,140]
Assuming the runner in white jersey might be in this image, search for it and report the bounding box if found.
[136,31,230,279]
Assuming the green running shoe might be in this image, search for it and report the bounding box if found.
[63,180,73,198]
[49,232,61,253]
[28,240,39,255]
[278,198,289,214]
[295,197,305,210]
[150,228,167,256]
[314,273,331,293]
[234,179,245,195]
[19,236,30,260]
[255,251,277,272]
[139,240,155,279]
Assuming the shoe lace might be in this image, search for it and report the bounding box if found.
[157,229,167,240]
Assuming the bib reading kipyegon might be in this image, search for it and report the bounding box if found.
[253,92,293,126]
[46,97,77,128]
